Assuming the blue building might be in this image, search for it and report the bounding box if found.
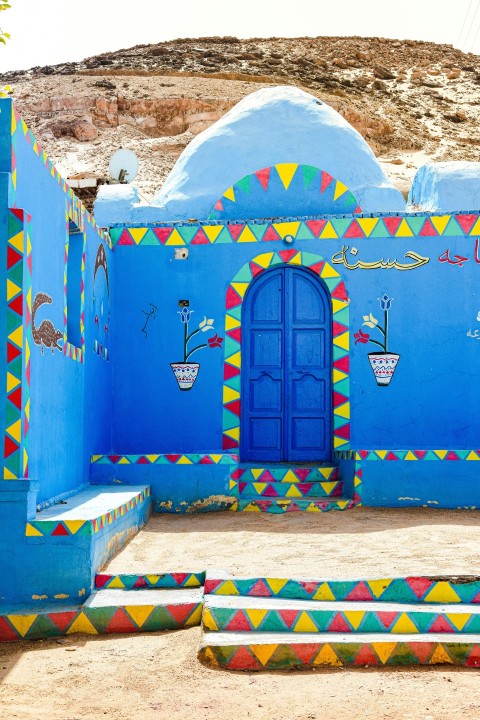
[1,85,480,616]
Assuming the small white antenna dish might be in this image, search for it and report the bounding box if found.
[108,148,139,184]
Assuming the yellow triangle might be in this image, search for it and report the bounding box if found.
[224,427,239,441]
[4,468,17,480]
[405,451,418,461]
[7,279,21,301]
[237,226,257,243]
[184,574,201,587]
[313,643,343,666]
[106,576,125,589]
[431,215,450,235]
[177,455,192,465]
[285,485,302,497]
[283,470,297,483]
[25,523,43,537]
[185,604,202,627]
[467,451,480,461]
[231,282,249,298]
[251,468,263,480]
[209,454,222,463]
[165,228,186,246]
[118,457,130,464]
[445,612,470,631]
[375,450,387,459]
[223,186,235,202]
[320,263,340,279]
[319,221,338,239]
[7,420,21,443]
[146,574,161,585]
[250,643,278,666]
[265,578,288,595]
[320,482,336,494]
[424,582,461,604]
[9,230,24,253]
[273,220,300,239]
[246,608,268,629]
[429,644,453,665]
[334,436,348,449]
[64,520,86,535]
[366,579,392,599]
[357,217,379,237]
[434,450,448,459]
[372,641,397,664]
[294,611,318,633]
[288,252,302,265]
[252,252,274,268]
[8,614,37,637]
[336,500,350,510]
[396,219,414,237]
[225,351,241,369]
[470,217,480,235]
[7,372,21,392]
[203,225,223,243]
[391,613,419,634]
[333,331,349,351]
[252,483,267,494]
[319,467,334,479]
[229,478,236,490]
[202,646,219,666]
[332,298,348,314]
[344,610,365,630]
[275,163,298,190]
[216,580,239,596]
[129,228,148,245]
[312,582,336,601]
[334,402,350,419]
[146,455,159,463]
[333,368,347,383]
[244,502,261,512]
[125,605,155,628]
[333,180,348,201]
[67,612,98,635]
[225,314,241,330]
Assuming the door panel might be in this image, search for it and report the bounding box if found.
[242,266,332,462]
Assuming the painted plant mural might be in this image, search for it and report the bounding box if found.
[32,292,63,355]
[171,308,223,390]
[355,294,400,386]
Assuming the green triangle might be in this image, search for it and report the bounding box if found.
[463,615,480,633]
[270,643,304,670]
[224,336,239,356]
[224,374,241,392]
[333,345,348,360]
[27,613,60,640]
[263,611,289,633]
[141,606,173,632]
[7,451,21,476]
[381,579,418,604]
[343,193,357,208]
[9,262,23,287]
[7,310,21,334]
[331,218,352,238]
[210,607,237,630]
[251,224,269,241]
[302,164,319,189]
[359,613,386,634]
[405,216,425,235]
[447,641,475,665]
[233,264,253,283]
[210,642,238,665]
[334,414,348,429]
[227,305,242,321]
[9,356,22,379]
[414,612,435,633]
[425,451,440,461]
[109,228,121,243]
[370,219,389,238]
[297,222,314,240]
[236,175,251,194]
[222,409,239,431]
[444,216,463,237]
[301,251,323,266]
[5,402,18,426]
[216,228,235,244]
[179,226,199,244]
[334,307,350,326]
[388,642,420,666]
[8,213,23,238]
[335,641,362,664]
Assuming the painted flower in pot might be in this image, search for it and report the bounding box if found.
[354,294,400,387]
[170,308,223,390]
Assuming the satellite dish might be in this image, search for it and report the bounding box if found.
[108,148,139,184]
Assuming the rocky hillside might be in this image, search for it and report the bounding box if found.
[3,36,480,209]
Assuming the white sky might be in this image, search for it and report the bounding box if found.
[1,0,479,72]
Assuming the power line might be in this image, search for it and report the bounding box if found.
[462,0,480,50]
[457,0,476,46]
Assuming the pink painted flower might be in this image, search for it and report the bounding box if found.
[354,329,370,344]
[208,333,223,348]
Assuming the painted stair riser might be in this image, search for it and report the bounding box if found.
[199,633,480,670]
[230,480,344,499]
[232,467,339,484]
[203,604,480,634]
[95,572,206,590]
[233,498,354,513]
[204,576,480,604]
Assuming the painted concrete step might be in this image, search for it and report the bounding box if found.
[96,571,206,590]
[204,573,480,604]
[232,497,354,513]
[0,588,204,641]
[233,465,339,484]
[198,631,480,670]
[203,595,480,634]
[229,479,344,499]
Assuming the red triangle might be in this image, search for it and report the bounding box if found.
[165,454,181,463]
[386,451,398,461]
[105,608,138,633]
[344,220,364,239]
[408,641,436,664]
[354,644,380,666]
[334,355,350,373]
[294,468,310,481]
[262,225,281,241]
[213,199,223,212]
[455,214,477,234]
[279,609,300,629]
[279,249,298,263]
[328,612,352,632]
[8,386,22,410]
[224,363,240,380]
[117,229,135,245]
[446,451,459,460]
[27,254,32,274]
[10,207,25,220]
[333,391,348,407]
[419,218,438,236]
[226,285,242,309]
[429,615,454,633]
[291,642,321,665]
[4,435,19,458]
[199,455,214,464]
[377,611,399,629]
[230,468,245,480]
[255,166,271,191]
[345,581,374,601]
[153,227,173,244]
[109,455,120,463]
[238,482,247,493]
[7,246,22,269]
[354,205,362,213]
[95,574,111,588]
[226,610,252,631]
[133,576,148,588]
[308,261,325,275]
[333,321,347,336]
[26,361,31,386]
[7,342,21,363]
[166,602,196,626]
[191,228,210,245]
[335,424,351,440]
[260,469,274,482]
[320,171,334,193]
[229,646,261,670]
[49,611,79,633]
[228,224,244,241]
[414,450,427,459]
[358,450,369,459]
[297,483,313,495]
[172,573,189,586]
[8,294,23,316]
[51,523,69,536]
[137,456,149,464]
[262,484,279,497]
[383,216,402,235]
[204,578,223,594]
[331,281,348,301]
[250,261,265,277]
[465,645,480,668]
[225,400,241,417]
[249,579,271,597]
[300,581,319,596]
[227,328,241,343]
[305,219,326,237]
[223,434,238,450]
[0,616,21,641]
[406,577,433,599]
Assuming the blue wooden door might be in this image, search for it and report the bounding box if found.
[242,266,332,462]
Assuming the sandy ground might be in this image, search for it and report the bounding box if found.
[2,508,480,720]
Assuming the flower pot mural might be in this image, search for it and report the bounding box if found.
[355,294,400,387]
[171,307,223,391]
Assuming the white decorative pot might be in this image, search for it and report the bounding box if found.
[170,362,200,390]
[368,352,400,386]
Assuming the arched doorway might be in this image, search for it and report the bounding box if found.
[241,265,332,462]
